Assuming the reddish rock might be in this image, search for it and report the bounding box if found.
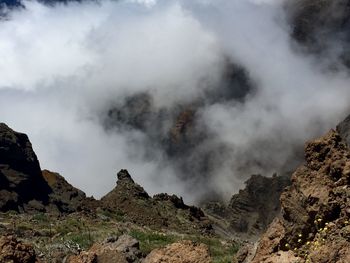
[251,130,350,263]
[143,240,211,263]
[0,235,39,263]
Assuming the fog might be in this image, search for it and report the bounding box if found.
[0,0,349,203]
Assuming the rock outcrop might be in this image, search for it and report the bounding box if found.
[0,235,39,263]
[143,240,211,263]
[68,234,142,263]
[249,130,350,263]
[0,123,52,212]
[0,123,90,213]
[204,174,291,239]
[42,170,92,213]
[101,169,212,234]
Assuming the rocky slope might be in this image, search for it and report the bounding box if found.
[245,130,350,263]
[101,169,212,234]
[204,174,291,240]
[0,123,93,213]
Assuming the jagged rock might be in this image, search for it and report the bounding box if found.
[251,130,350,263]
[0,123,51,211]
[0,123,90,213]
[42,170,90,213]
[337,113,350,146]
[143,240,211,263]
[0,235,39,263]
[101,170,212,234]
[68,234,142,263]
[204,174,290,239]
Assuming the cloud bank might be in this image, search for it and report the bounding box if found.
[0,0,349,203]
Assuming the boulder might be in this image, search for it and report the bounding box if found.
[143,240,211,263]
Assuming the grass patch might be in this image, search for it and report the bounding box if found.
[129,229,239,261]
[129,230,178,254]
[32,213,49,223]
[67,232,94,250]
[191,236,239,263]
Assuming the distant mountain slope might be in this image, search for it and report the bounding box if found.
[286,0,350,68]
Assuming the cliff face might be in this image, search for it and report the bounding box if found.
[248,130,350,263]
[0,123,92,213]
[0,123,52,211]
[204,174,291,240]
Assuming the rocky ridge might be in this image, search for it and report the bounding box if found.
[245,130,350,263]
[101,169,212,234]
[204,173,291,240]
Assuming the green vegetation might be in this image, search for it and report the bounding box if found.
[129,230,178,254]
[129,229,239,262]
[0,212,239,262]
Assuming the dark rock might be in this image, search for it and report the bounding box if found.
[42,170,92,213]
[204,173,291,239]
[286,0,350,68]
[0,123,51,211]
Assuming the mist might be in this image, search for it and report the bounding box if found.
[0,0,349,203]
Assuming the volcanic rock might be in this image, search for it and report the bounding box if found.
[68,234,142,263]
[0,123,51,212]
[42,170,93,213]
[101,169,212,234]
[143,240,211,263]
[0,235,39,263]
[250,130,350,263]
[0,123,91,213]
[204,173,291,239]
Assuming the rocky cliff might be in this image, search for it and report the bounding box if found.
[246,130,350,263]
[0,123,91,213]
[0,123,52,212]
[204,174,291,240]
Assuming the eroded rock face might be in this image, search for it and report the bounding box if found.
[0,123,51,211]
[0,235,39,263]
[101,170,212,234]
[0,123,91,213]
[42,170,91,213]
[143,240,211,263]
[204,174,291,239]
[250,130,350,263]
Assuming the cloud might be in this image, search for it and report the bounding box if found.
[0,0,349,203]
